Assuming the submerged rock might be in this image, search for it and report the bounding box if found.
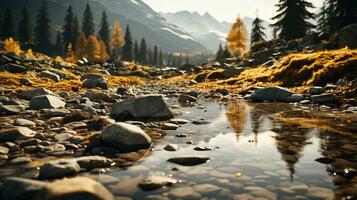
[139,175,178,191]
[111,95,173,120]
[311,94,336,104]
[178,94,197,104]
[167,156,210,166]
[75,156,114,170]
[250,87,293,102]
[101,122,152,152]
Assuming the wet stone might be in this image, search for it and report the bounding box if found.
[54,133,73,142]
[1,177,46,200]
[75,156,114,170]
[164,144,179,151]
[9,156,32,164]
[139,175,178,191]
[167,155,210,166]
[169,187,202,199]
[307,187,334,200]
[0,127,36,143]
[161,123,179,130]
[39,159,81,179]
[14,118,36,127]
[0,146,10,154]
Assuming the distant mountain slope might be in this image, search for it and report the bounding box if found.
[0,0,205,52]
[161,11,272,51]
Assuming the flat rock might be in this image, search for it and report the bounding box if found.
[39,70,60,82]
[18,88,53,100]
[139,175,178,191]
[164,144,179,151]
[101,123,152,152]
[250,87,293,102]
[75,156,114,170]
[167,155,210,166]
[30,95,66,110]
[1,177,46,200]
[111,95,173,121]
[169,187,201,199]
[14,118,36,127]
[0,105,26,114]
[34,177,114,200]
[83,91,116,103]
[307,187,334,200]
[0,127,35,142]
[311,94,336,104]
[310,86,324,95]
[83,78,108,90]
[178,94,197,104]
[161,123,179,130]
[39,159,81,179]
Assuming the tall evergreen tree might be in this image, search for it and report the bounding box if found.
[251,16,266,44]
[2,8,16,40]
[139,38,148,65]
[73,16,80,47]
[326,0,357,33]
[82,3,95,37]
[55,31,64,56]
[34,1,52,55]
[134,39,139,62]
[17,6,34,45]
[215,43,224,62]
[62,5,75,51]
[317,2,329,34]
[159,51,163,67]
[98,11,110,51]
[148,47,152,66]
[271,0,315,40]
[153,45,159,66]
[122,25,134,61]
[223,46,232,59]
[0,15,3,40]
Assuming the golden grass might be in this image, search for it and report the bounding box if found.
[160,48,357,96]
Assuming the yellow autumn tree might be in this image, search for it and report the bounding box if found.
[66,43,76,63]
[226,16,248,57]
[75,33,88,59]
[111,22,125,60]
[4,37,22,54]
[86,35,100,62]
[99,40,109,62]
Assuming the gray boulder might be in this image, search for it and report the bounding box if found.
[286,94,304,102]
[38,70,60,82]
[0,127,35,143]
[29,95,66,110]
[82,78,108,90]
[311,94,336,104]
[83,91,116,103]
[18,88,53,100]
[250,86,293,102]
[178,94,197,104]
[222,67,244,78]
[34,177,114,200]
[310,86,324,95]
[81,73,105,81]
[39,159,81,179]
[101,122,152,152]
[111,95,173,120]
[1,177,46,200]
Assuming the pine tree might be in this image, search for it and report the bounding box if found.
[159,51,163,67]
[62,5,75,51]
[134,40,139,62]
[73,16,80,47]
[86,35,100,62]
[98,39,109,62]
[122,25,134,61]
[226,16,248,56]
[98,11,110,51]
[326,0,357,32]
[34,1,52,55]
[251,16,266,45]
[0,15,3,40]
[55,31,64,56]
[148,47,152,66]
[271,0,315,40]
[153,45,159,66]
[2,8,16,40]
[17,6,33,45]
[215,43,224,62]
[139,38,148,65]
[317,2,329,34]
[110,22,125,61]
[223,46,232,59]
[75,33,87,59]
[82,3,95,37]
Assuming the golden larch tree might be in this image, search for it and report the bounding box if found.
[4,38,22,54]
[99,39,109,62]
[111,22,125,60]
[75,33,88,59]
[86,35,100,62]
[66,43,76,63]
[226,16,248,57]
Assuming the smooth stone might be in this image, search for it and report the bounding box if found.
[164,144,179,151]
[39,159,81,179]
[75,156,114,170]
[0,127,36,142]
[307,187,334,200]
[311,94,336,103]
[43,109,71,118]
[9,156,32,164]
[1,177,46,200]
[0,146,10,154]
[167,156,210,166]
[83,78,109,90]
[81,73,105,81]
[286,94,304,102]
[0,105,26,114]
[39,70,60,82]
[315,157,334,164]
[310,86,324,95]
[101,123,152,152]
[111,95,173,121]
[30,95,66,110]
[14,119,36,127]
[161,123,179,130]
[178,94,197,103]
[139,175,178,191]
[169,187,201,199]
[34,177,114,200]
[54,133,73,142]
[18,88,53,100]
[169,118,190,124]
[194,146,214,151]
[250,86,293,102]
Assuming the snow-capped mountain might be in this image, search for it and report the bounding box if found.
[161,11,272,51]
[0,0,205,52]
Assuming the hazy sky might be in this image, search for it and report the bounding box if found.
[142,0,323,22]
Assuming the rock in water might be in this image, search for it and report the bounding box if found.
[139,175,178,191]
[75,156,114,170]
[0,127,35,142]
[167,156,210,166]
[111,95,173,120]
[311,94,336,103]
[18,88,53,100]
[29,95,66,110]
[250,86,293,102]
[39,159,81,179]
[34,177,114,200]
[101,123,152,152]
[178,94,197,104]
[1,177,46,200]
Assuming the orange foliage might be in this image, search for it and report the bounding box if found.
[226,17,248,57]
[4,38,22,54]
